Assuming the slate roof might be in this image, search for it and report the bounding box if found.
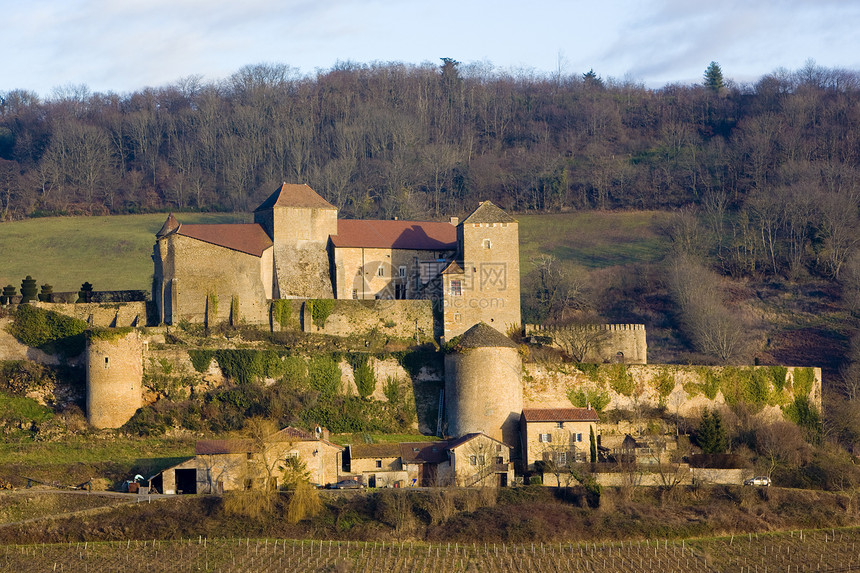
[399,441,449,464]
[254,183,336,211]
[454,322,518,349]
[176,223,273,257]
[195,439,255,455]
[521,407,600,423]
[349,443,403,459]
[330,219,457,250]
[461,201,517,225]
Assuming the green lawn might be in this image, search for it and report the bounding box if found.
[518,210,671,273]
[0,212,247,293]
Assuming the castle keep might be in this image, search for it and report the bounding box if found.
[152,183,520,340]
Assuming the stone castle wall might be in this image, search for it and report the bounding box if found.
[31,301,146,328]
[523,363,822,419]
[295,299,435,341]
[525,323,647,364]
[86,330,144,429]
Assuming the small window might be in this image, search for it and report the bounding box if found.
[556,421,564,429]
[286,451,299,459]
[375,459,382,468]
[351,289,358,299]
[576,433,583,442]
[246,452,253,460]
[399,266,406,277]
[539,433,552,443]
[483,239,492,249]
[450,280,462,296]
[377,266,385,277]
[478,455,486,465]
[496,456,504,464]
[469,455,477,466]
[496,444,502,453]
[454,313,461,323]
[558,452,567,464]
[104,357,110,369]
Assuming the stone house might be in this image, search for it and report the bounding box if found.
[399,441,452,486]
[446,432,513,487]
[345,443,407,488]
[153,426,343,494]
[520,407,600,472]
[152,183,521,341]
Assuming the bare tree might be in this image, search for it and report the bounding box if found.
[553,324,612,363]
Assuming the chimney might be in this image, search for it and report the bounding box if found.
[450,216,459,226]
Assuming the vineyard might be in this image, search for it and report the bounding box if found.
[3,527,860,572]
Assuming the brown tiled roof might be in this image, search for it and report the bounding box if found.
[454,322,518,349]
[177,223,273,257]
[330,219,457,250]
[399,441,449,464]
[349,443,403,459]
[156,213,180,238]
[441,260,464,275]
[462,201,517,225]
[521,408,600,422]
[255,183,336,211]
[446,432,511,450]
[195,439,255,455]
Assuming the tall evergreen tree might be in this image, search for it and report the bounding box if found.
[698,409,728,454]
[703,61,725,92]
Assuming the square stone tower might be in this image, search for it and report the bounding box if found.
[254,183,338,299]
[442,201,521,340]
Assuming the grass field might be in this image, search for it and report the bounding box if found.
[0,212,248,292]
[0,211,671,294]
[517,210,670,273]
[3,527,859,572]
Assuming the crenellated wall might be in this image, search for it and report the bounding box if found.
[31,301,146,328]
[524,323,647,364]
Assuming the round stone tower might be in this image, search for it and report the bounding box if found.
[444,322,523,446]
[86,330,143,429]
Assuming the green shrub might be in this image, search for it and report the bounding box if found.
[282,355,308,388]
[575,363,601,379]
[607,364,634,396]
[19,276,37,303]
[10,305,88,356]
[307,299,334,328]
[212,349,285,384]
[1,284,16,304]
[188,349,215,373]
[783,395,823,444]
[349,353,376,398]
[567,387,610,412]
[38,283,53,302]
[309,355,342,398]
[383,376,403,404]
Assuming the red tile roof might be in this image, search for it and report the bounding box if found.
[255,183,336,211]
[177,223,273,257]
[330,219,457,250]
[521,408,600,422]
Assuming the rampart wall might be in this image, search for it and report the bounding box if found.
[524,323,647,364]
[31,301,147,328]
[294,299,435,341]
[523,363,821,419]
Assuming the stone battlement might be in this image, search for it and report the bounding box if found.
[525,323,645,333]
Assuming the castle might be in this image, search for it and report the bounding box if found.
[152,183,521,341]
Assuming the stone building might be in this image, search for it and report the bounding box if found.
[520,407,600,472]
[152,183,519,340]
[86,330,144,429]
[444,322,523,450]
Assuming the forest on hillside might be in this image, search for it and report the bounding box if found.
[1,59,859,278]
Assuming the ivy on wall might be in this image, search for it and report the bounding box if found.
[10,305,88,356]
[271,299,294,329]
[307,299,334,329]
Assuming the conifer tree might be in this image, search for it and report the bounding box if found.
[698,409,728,454]
[703,61,724,92]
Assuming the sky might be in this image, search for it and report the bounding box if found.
[4,0,859,97]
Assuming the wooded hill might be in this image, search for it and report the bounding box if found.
[1,60,859,276]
